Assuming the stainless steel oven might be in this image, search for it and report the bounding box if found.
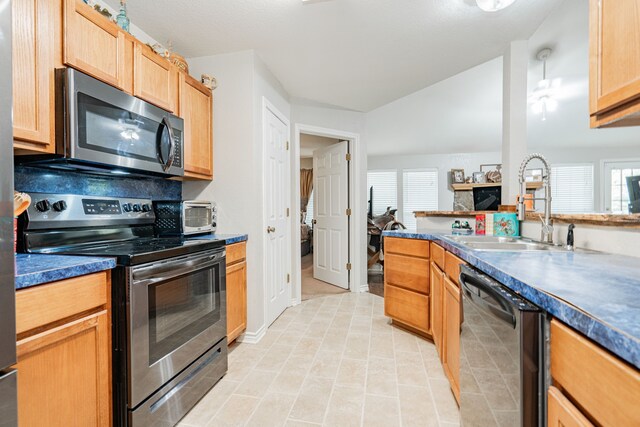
[19,68,184,177]
[127,248,227,425]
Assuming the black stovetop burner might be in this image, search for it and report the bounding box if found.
[47,237,225,266]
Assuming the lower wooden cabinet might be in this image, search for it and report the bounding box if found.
[14,271,111,426]
[550,319,640,426]
[442,275,461,403]
[226,242,247,344]
[430,261,444,360]
[547,386,593,427]
[383,237,431,336]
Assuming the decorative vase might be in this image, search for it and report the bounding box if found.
[116,0,130,33]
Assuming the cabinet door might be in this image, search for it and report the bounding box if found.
[12,0,58,152]
[180,74,213,180]
[548,386,594,427]
[16,310,111,426]
[63,0,129,90]
[133,43,178,112]
[442,275,461,404]
[384,284,430,335]
[226,261,247,344]
[430,262,444,361]
[590,0,640,116]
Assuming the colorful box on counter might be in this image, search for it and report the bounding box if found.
[475,214,486,235]
[493,213,520,236]
[485,213,494,236]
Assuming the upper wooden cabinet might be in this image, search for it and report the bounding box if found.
[134,43,178,112]
[589,0,640,127]
[180,73,214,180]
[63,0,132,92]
[12,0,60,153]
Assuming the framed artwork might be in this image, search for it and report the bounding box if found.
[451,169,465,184]
[473,172,486,183]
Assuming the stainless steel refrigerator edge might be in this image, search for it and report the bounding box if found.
[0,0,17,425]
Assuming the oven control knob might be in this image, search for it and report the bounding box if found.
[141,204,151,212]
[122,203,132,212]
[52,200,67,212]
[132,204,141,212]
[35,199,51,213]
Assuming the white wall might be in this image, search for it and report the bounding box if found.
[300,158,313,169]
[183,50,291,339]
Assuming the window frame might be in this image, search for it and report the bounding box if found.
[401,168,439,230]
[602,159,640,214]
[367,169,399,217]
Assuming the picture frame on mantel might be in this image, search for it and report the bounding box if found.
[451,169,465,184]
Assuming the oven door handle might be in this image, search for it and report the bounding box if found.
[133,252,224,285]
[459,269,517,328]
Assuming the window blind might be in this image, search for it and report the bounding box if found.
[551,164,594,214]
[367,170,398,216]
[402,169,438,230]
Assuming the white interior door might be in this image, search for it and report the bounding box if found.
[264,105,290,326]
[313,141,349,289]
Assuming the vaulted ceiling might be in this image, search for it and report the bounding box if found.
[106,0,558,112]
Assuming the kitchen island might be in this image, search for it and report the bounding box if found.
[382,229,640,369]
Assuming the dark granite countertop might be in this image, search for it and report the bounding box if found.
[189,233,248,245]
[382,229,640,369]
[15,254,116,290]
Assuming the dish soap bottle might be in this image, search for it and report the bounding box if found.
[116,0,130,33]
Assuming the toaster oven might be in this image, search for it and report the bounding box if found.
[154,201,217,236]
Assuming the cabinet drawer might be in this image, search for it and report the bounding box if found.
[431,242,445,270]
[16,272,109,335]
[550,320,640,426]
[444,251,465,285]
[384,253,429,294]
[384,284,430,334]
[547,386,593,427]
[384,237,429,259]
[226,241,247,266]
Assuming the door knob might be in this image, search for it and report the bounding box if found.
[267,226,276,233]
[312,219,317,225]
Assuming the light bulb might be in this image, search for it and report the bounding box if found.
[476,0,516,12]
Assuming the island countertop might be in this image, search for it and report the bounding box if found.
[382,229,640,369]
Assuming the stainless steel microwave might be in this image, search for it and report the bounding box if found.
[153,200,217,236]
[20,68,184,177]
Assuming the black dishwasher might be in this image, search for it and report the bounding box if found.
[459,265,544,427]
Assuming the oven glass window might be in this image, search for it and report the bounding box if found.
[148,264,220,365]
[184,207,212,228]
[77,93,168,164]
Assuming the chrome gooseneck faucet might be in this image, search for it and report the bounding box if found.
[517,153,553,244]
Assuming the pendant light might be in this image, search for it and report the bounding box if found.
[529,48,560,121]
[476,0,516,12]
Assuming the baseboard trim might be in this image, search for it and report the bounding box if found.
[290,298,301,307]
[360,284,370,293]
[237,324,266,344]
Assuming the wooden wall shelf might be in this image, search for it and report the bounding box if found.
[450,182,543,191]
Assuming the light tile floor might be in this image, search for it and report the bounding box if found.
[178,292,460,427]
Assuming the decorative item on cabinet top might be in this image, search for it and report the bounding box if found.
[201,74,218,90]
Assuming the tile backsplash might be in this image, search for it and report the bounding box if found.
[14,166,182,200]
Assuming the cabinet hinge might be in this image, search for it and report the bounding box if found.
[346,208,352,216]
[286,141,289,150]
[286,208,290,217]
[287,273,290,283]
[345,153,351,161]
[346,263,352,271]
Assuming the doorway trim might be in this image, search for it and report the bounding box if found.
[291,123,365,306]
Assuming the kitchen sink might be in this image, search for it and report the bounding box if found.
[444,235,566,252]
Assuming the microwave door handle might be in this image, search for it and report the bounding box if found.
[459,270,517,328]
[157,117,176,171]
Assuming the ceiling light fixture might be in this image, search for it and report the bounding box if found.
[529,48,561,121]
[476,0,516,12]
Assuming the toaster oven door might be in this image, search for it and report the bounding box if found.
[182,203,215,234]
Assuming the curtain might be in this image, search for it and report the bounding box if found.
[300,169,313,212]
